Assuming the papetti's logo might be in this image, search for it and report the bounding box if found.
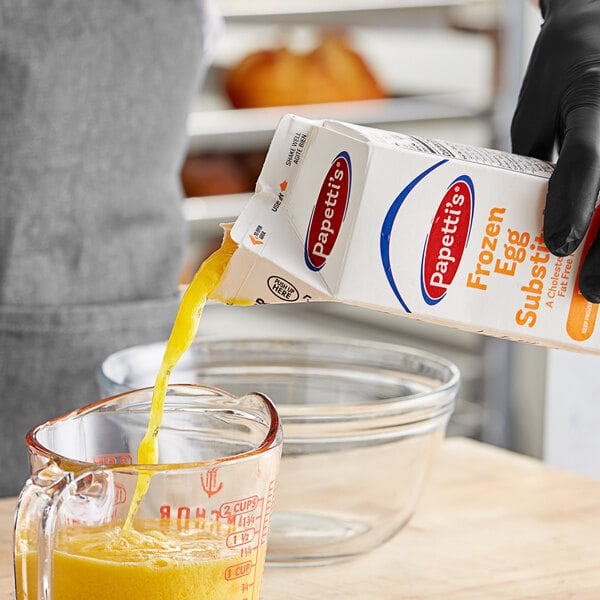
[380,160,474,312]
[304,151,351,271]
[420,175,474,304]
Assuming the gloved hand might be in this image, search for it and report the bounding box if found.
[511,0,600,302]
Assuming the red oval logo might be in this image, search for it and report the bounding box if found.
[420,176,474,304]
[304,151,351,271]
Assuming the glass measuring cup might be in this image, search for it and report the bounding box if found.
[13,384,282,600]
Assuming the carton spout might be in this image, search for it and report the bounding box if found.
[210,114,340,306]
[210,201,332,306]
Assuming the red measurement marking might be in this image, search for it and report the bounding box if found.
[114,483,127,505]
[226,528,256,548]
[224,560,253,580]
[261,479,276,543]
[177,506,191,520]
[90,453,132,465]
[219,495,258,519]
[200,467,223,498]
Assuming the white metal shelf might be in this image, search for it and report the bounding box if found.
[187,94,489,153]
[216,0,470,27]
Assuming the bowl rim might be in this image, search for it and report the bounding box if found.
[98,335,460,423]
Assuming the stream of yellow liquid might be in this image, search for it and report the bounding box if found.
[125,231,245,529]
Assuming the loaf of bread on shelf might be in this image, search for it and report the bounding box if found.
[225,34,387,108]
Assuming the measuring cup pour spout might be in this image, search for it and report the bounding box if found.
[13,385,283,600]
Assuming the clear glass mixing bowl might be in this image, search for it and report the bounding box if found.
[98,337,460,566]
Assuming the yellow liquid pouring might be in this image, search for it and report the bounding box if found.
[125,232,244,529]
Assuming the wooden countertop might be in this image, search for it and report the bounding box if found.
[1,438,600,599]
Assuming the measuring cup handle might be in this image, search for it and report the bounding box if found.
[14,463,92,600]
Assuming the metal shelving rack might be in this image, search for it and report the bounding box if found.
[187,0,525,153]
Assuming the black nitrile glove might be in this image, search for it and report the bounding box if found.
[511,0,600,302]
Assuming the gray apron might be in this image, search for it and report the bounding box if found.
[0,0,219,495]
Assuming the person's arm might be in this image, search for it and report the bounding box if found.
[511,0,600,302]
